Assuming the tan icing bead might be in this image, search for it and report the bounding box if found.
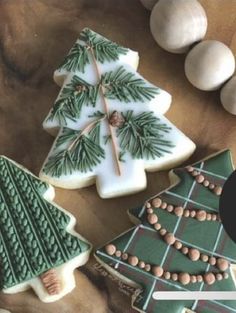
[188,248,200,261]
[105,244,116,256]
[152,266,164,277]
[196,174,205,183]
[174,241,183,250]
[201,254,209,262]
[204,273,216,285]
[186,166,194,172]
[203,180,210,187]
[172,273,178,281]
[148,213,158,225]
[190,210,196,218]
[161,202,167,209]
[122,253,129,261]
[182,247,189,255]
[191,275,197,283]
[154,223,162,230]
[184,210,190,217]
[217,258,229,271]
[214,186,222,196]
[164,233,176,245]
[192,170,199,177]
[179,273,191,285]
[167,205,174,212]
[223,272,229,279]
[146,202,151,209]
[216,273,223,281]
[145,264,151,272]
[115,250,122,257]
[152,197,162,208]
[147,208,153,214]
[160,228,167,236]
[174,206,184,216]
[164,272,171,280]
[206,213,212,221]
[138,261,146,269]
[209,257,216,266]
[209,183,215,190]
[197,275,203,282]
[211,214,217,221]
[128,256,139,266]
[196,210,207,221]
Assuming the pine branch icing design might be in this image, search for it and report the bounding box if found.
[0,156,91,299]
[95,150,236,313]
[41,28,195,198]
[58,28,129,73]
[44,122,105,177]
[47,66,159,124]
[117,111,174,159]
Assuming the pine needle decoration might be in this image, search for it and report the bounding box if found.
[117,111,174,159]
[47,75,99,124]
[79,28,128,63]
[57,28,128,73]
[55,128,78,148]
[48,66,159,125]
[58,43,89,73]
[43,123,105,177]
[102,66,159,102]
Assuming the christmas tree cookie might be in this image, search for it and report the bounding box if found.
[40,28,195,198]
[95,150,236,313]
[0,156,91,303]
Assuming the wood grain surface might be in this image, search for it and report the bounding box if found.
[0,1,235,312]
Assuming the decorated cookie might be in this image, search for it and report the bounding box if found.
[0,156,91,302]
[95,150,236,313]
[40,28,195,198]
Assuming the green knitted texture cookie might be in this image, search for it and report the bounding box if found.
[0,156,90,290]
[96,150,236,313]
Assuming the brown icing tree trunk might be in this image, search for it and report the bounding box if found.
[40,269,61,296]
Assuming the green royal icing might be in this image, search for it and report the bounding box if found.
[0,156,90,289]
[96,150,236,313]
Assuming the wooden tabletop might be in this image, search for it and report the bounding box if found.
[0,0,235,312]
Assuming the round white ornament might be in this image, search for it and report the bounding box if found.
[185,40,235,91]
[221,76,236,115]
[150,0,207,53]
[140,0,157,10]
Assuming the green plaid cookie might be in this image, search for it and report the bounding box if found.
[95,150,236,313]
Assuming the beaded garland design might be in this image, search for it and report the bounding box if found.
[40,28,195,198]
[0,156,90,291]
[95,150,236,313]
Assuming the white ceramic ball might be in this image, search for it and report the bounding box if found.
[150,0,207,53]
[140,0,157,10]
[221,76,236,115]
[185,40,235,91]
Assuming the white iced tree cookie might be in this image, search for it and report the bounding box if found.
[40,28,196,198]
